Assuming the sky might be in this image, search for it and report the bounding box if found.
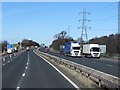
[2,2,118,46]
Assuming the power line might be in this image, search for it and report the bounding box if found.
[91,2,117,13]
[92,15,118,21]
[92,7,117,15]
[78,9,91,44]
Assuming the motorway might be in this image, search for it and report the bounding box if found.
[2,50,77,89]
[40,48,120,78]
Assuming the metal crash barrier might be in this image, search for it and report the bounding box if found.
[34,49,120,89]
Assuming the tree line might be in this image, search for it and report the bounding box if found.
[21,39,40,48]
[50,31,120,56]
[0,39,40,53]
[50,31,75,51]
[89,34,120,55]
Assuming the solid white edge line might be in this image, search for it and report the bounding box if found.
[35,50,120,79]
[35,50,120,80]
[38,54,79,89]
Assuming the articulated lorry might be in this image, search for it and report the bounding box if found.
[82,44,101,58]
[60,42,81,57]
[7,44,14,54]
[60,42,101,58]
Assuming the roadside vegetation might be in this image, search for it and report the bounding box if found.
[89,34,120,60]
[50,32,120,60]
[0,39,40,53]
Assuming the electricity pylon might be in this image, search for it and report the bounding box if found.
[78,9,91,46]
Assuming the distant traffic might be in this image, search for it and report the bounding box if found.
[59,41,106,58]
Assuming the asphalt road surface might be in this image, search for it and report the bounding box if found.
[40,48,120,78]
[2,50,77,89]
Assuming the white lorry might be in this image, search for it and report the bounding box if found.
[99,45,106,54]
[26,47,30,51]
[63,42,81,57]
[7,44,14,54]
[82,44,101,58]
[7,48,13,54]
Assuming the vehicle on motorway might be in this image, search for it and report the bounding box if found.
[99,45,106,54]
[14,47,18,52]
[62,42,81,57]
[7,44,14,54]
[35,46,38,48]
[26,47,30,51]
[82,44,101,58]
[59,45,64,54]
[45,46,49,53]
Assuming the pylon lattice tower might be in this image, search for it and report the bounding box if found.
[78,9,91,45]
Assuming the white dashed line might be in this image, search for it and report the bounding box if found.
[3,58,5,61]
[25,67,27,69]
[22,73,25,77]
[16,87,20,90]
[107,64,113,67]
[28,51,30,61]
[92,61,96,63]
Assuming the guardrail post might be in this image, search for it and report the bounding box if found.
[87,74,90,79]
[98,79,101,87]
[35,50,120,89]
[10,55,12,58]
[14,53,16,56]
[3,58,5,62]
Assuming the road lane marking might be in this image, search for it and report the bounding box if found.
[16,87,20,90]
[22,73,25,77]
[107,64,113,67]
[3,58,5,61]
[38,55,79,89]
[35,50,120,80]
[28,51,30,61]
[2,52,24,67]
[92,61,96,63]
[25,67,27,69]
[16,52,29,89]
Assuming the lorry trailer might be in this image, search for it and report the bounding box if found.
[7,44,14,54]
[62,42,81,57]
[82,44,101,58]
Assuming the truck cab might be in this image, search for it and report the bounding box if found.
[70,43,81,57]
[26,47,30,51]
[90,47,101,58]
[63,42,81,57]
[83,44,101,58]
